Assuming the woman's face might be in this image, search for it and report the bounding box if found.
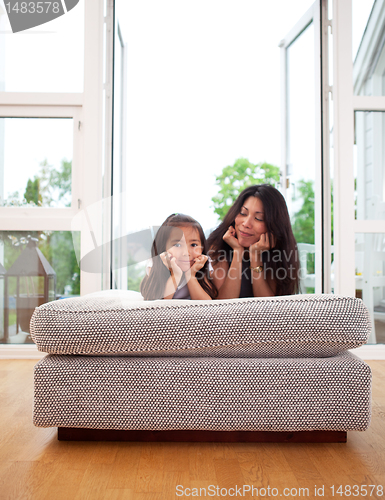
[165,226,203,272]
[234,196,267,247]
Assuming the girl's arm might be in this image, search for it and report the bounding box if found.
[185,254,212,300]
[163,275,182,299]
[186,275,212,300]
[211,249,244,299]
[160,252,183,299]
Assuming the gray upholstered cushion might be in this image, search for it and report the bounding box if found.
[33,352,372,431]
[30,292,371,357]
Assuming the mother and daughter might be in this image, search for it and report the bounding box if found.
[140,184,300,301]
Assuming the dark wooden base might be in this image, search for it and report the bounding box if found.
[58,427,347,443]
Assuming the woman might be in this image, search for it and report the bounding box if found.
[207,184,299,298]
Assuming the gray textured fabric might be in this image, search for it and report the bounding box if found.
[30,294,371,357]
[33,352,372,431]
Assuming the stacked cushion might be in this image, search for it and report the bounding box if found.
[30,292,371,358]
[33,352,372,431]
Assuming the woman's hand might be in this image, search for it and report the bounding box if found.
[249,233,276,261]
[223,226,244,251]
[160,252,183,279]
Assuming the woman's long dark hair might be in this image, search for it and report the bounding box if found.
[140,213,217,300]
[207,184,300,296]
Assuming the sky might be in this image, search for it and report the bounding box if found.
[0,0,376,228]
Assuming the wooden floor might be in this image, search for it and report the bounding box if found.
[0,360,384,500]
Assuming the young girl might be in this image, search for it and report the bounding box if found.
[140,213,217,300]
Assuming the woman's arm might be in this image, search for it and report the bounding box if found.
[212,249,244,299]
[249,233,276,297]
[250,263,276,297]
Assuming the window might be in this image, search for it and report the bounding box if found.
[0,1,84,93]
[112,0,319,292]
[0,117,73,208]
[0,0,108,346]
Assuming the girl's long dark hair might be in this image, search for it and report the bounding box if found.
[140,214,217,300]
[207,184,300,296]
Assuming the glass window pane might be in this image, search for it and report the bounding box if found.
[113,0,318,291]
[286,23,316,294]
[354,111,385,220]
[0,3,84,92]
[355,232,385,345]
[353,0,384,96]
[114,0,316,235]
[0,118,73,208]
[0,230,80,344]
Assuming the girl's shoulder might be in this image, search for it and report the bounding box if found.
[145,258,153,276]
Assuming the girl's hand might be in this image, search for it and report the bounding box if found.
[160,252,183,278]
[223,226,244,251]
[189,254,208,276]
[249,233,276,257]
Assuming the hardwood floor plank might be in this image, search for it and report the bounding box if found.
[236,452,266,486]
[187,443,217,481]
[103,489,135,500]
[39,468,85,500]
[129,494,166,500]
[213,457,247,490]
[74,464,114,500]
[281,444,325,486]
[0,460,57,500]
[107,443,143,489]
[237,448,302,495]
[134,443,165,493]
[237,444,293,475]
[0,418,57,462]
[162,471,191,498]
[89,441,120,465]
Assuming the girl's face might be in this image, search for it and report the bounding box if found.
[165,226,203,272]
[234,196,268,247]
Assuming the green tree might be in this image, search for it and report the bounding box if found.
[23,158,72,208]
[211,158,280,220]
[127,259,145,292]
[49,231,80,295]
[24,178,42,206]
[291,180,315,245]
[291,178,335,247]
[49,159,72,206]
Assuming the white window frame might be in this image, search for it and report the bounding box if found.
[333,0,385,284]
[280,1,329,294]
[332,0,385,357]
[0,97,83,229]
[111,16,128,290]
[0,0,109,357]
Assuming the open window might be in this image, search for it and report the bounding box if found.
[280,1,331,295]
